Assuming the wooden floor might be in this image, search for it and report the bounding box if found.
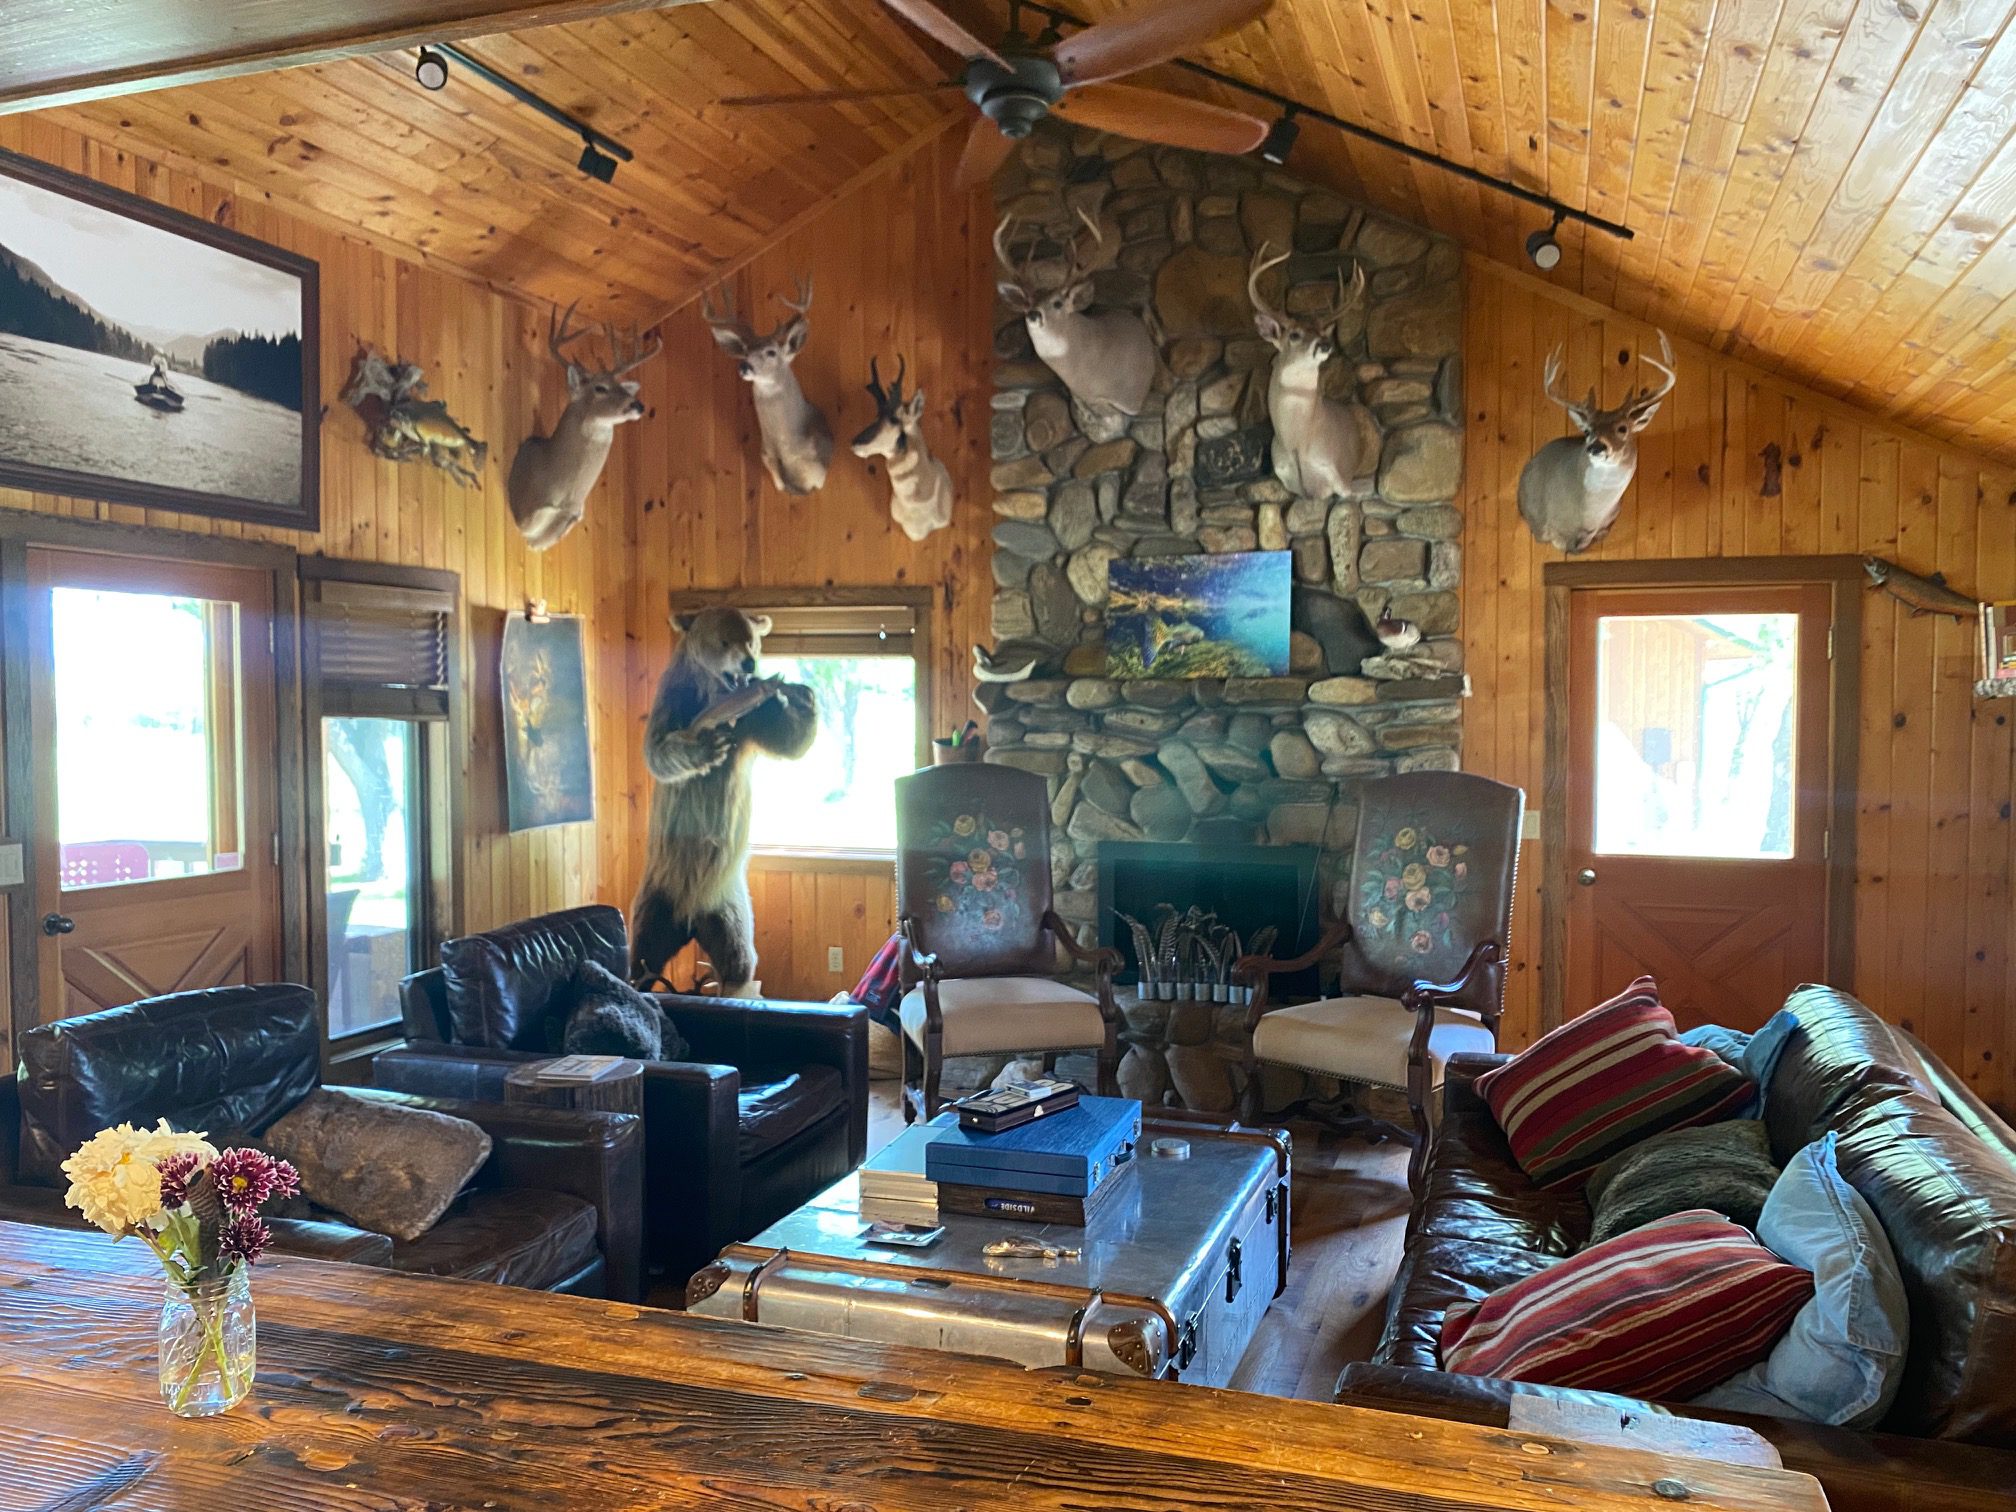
[862,1074,1413,1402]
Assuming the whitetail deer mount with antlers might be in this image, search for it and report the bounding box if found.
[997,209,1156,418]
[702,275,833,496]
[506,302,660,551]
[1247,242,1368,503]
[1517,332,1677,553]
[851,356,952,542]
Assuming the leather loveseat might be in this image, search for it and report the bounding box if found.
[1335,986,2016,1511]
[373,905,868,1285]
[0,983,645,1301]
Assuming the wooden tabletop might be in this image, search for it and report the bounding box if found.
[0,1221,1829,1512]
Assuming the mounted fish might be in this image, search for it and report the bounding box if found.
[851,355,952,541]
[1863,558,1977,621]
[507,303,661,551]
[996,209,1156,418]
[1517,331,1676,553]
[1247,243,1368,502]
[342,346,488,488]
[702,275,833,496]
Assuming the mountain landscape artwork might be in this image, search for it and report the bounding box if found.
[0,149,318,528]
[1106,551,1292,680]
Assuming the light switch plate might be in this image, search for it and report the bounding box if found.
[827,945,844,974]
[0,841,23,888]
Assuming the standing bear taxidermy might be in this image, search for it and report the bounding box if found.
[631,604,817,995]
[507,302,661,550]
[701,275,833,496]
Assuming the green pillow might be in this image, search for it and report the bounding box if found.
[1586,1119,1779,1247]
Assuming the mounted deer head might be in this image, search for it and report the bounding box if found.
[1516,331,1677,553]
[701,275,833,496]
[505,301,660,550]
[1248,243,1368,503]
[851,355,952,543]
[996,209,1156,418]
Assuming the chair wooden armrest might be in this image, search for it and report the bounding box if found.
[896,916,940,983]
[1400,940,1502,1011]
[1044,910,1120,972]
[1235,917,1354,1024]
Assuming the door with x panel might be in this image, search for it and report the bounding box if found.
[26,547,282,1022]
[1564,584,1836,1031]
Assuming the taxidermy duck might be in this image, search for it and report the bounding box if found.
[1375,615,1422,652]
[973,643,1042,683]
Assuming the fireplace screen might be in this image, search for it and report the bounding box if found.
[1097,841,1324,998]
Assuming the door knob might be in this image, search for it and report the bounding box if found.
[1576,868,1598,887]
[41,913,75,936]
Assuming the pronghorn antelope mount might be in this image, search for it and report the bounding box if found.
[1516,332,1677,553]
[506,303,661,550]
[995,209,1156,418]
[1247,242,1369,504]
[701,275,833,496]
[851,356,953,542]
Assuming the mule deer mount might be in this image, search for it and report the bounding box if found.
[996,209,1156,418]
[1247,243,1368,503]
[851,355,953,542]
[1516,331,1677,553]
[702,275,834,496]
[506,303,660,551]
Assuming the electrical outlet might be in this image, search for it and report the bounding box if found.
[827,945,845,974]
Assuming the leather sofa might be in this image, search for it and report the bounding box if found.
[373,904,868,1286]
[1335,985,2016,1510]
[0,983,646,1300]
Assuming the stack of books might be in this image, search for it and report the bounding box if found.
[924,1095,1143,1226]
[857,1121,944,1227]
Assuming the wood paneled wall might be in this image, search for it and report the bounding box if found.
[0,112,638,1002]
[609,128,993,1001]
[1463,256,2016,1114]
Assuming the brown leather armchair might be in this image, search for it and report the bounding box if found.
[1236,771,1523,1194]
[375,904,868,1286]
[0,983,645,1300]
[894,762,1121,1121]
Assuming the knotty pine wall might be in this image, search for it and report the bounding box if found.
[0,113,638,1017]
[609,127,994,1002]
[1465,257,2016,1115]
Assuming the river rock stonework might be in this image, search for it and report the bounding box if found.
[979,128,1465,1115]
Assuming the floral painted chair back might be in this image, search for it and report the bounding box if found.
[895,763,1055,979]
[1339,772,1522,1020]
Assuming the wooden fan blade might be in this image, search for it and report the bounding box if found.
[720,82,962,107]
[1053,0,1273,87]
[878,0,1009,66]
[1054,82,1269,155]
[954,115,1020,188]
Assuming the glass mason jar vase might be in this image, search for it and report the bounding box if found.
[158,1268,255,1417]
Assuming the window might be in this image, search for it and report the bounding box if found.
[670,595,928,857]
[303,564,460,1045]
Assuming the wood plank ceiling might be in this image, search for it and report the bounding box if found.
[26,0,2016,462]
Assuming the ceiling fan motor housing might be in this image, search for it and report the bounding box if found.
[964,54,1065,139]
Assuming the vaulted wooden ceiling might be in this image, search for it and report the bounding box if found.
[25,0,2016,461]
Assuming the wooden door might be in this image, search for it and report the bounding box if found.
[1564,584,1837,1031]
[25,547,281,1021]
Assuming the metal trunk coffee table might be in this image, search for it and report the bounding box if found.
[686,1117,1289,1388]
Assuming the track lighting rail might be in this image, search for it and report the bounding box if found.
[437,43,634,171]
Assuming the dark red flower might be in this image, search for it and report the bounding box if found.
[218,1212,272,1267]
[155,1151,204,1210]
[208,1148,298,1213]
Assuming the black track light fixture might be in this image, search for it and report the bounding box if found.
[578,138,620,184]
[433,44,634,182]
[414,47,449,92]
[1258,108,1300,167]
[1526,212,1565,271]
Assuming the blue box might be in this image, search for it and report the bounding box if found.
[923,1095,1142,1197]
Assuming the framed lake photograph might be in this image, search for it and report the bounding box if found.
[502,613,594,831]
[1106,550,1292,679]
[0,146,319,529]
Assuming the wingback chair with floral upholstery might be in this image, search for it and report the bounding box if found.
[1237,771,1523,1192]
[894,763,1121,1121]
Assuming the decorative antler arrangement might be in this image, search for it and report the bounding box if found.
[1117,904,1278,1004]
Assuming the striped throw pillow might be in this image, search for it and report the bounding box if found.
[1441,1210,1815,1399]
[1475,976,1754,1186]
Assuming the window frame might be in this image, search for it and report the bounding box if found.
[300,557,463,1066]
[665,586,933,862]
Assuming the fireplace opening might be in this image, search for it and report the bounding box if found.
[1096,841,1324,998]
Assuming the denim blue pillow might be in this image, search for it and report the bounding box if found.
[1679,1007,1800,1118]
[1693,1132,1908,1427]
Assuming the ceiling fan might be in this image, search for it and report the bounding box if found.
[720,0,1276,187]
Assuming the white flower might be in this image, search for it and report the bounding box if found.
[61,1120,216,1236]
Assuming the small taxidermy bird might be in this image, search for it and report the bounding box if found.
[1375,615,1422,652]
[973,643,1041,683]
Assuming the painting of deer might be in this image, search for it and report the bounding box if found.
[506,302,660,551]
[851,355,952,542]
[996,209,1156,418]
[1247,243,1367,503]
[701,275,832,496]
[1516,331,1677,553]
